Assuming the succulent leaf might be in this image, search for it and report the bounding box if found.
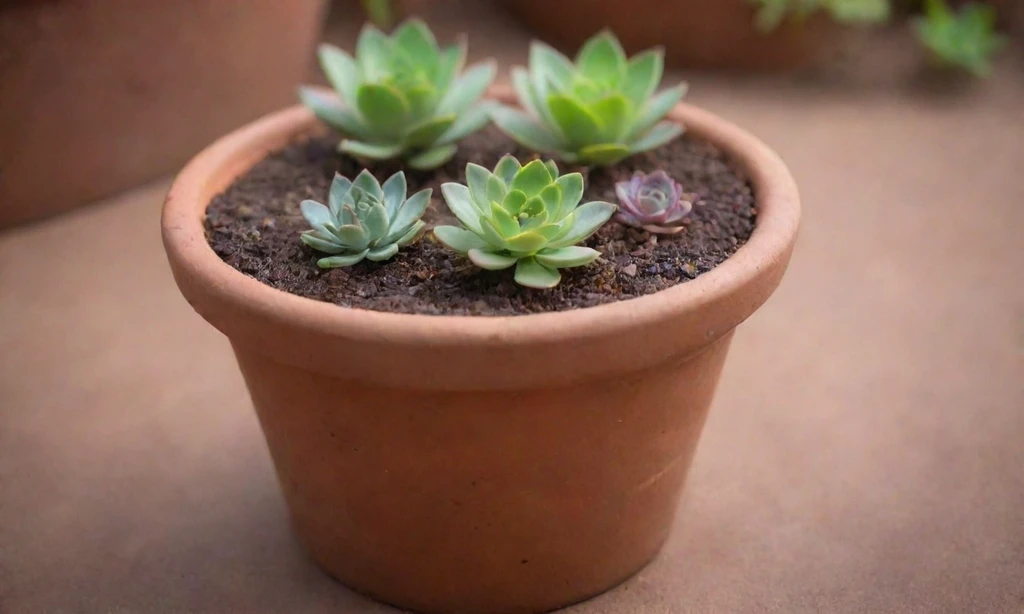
[318,250,370,268]
[434,156,615,287]
[514,257,561,289]
[298,87,371,140]
[357,83,409,133]
[404,114,457,148]
[465,164,493,212]
[509,159,553,195]
[355,25,393,80]
[434,41,467,91]
[300,232,348,254]
[407,144,457,170]
[489,202,520,236]
[622,50,663,109]
[298,171,430,268]
[433,225,489,253]
[548,201,616,248]
[493,156,523,185]
[300,200,333,228]
[553,173,583,220]
[393,19,438,61]
[352,170,384,200]
[318,45,360,104]
[490,107,562,152]
[395,220,426,247]
[627,122,684,155]
[301,19,495,169]
[575,30,627,84]
[495,30,687,165]
[468,248,518,270]
[380,171,406,219]
[485,175,508,207]
[339,140,405,161]
[387,188,431,240]
[530,41,575,88]
[548,94,603,147]
[440,182,483,234]
[366,243,400,262]
[437,101,496,146]
[440,61,497,115]
[629,84,687,141]
[535,246,602,268]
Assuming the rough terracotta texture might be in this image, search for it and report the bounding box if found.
[158,89,798,612]
[0,0,326,229]
[1,4,1022,614]
[236,336,729,613]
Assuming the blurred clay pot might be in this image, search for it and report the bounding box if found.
[502,0,837,71]
[161,87,800,613]
[0,0,327,229]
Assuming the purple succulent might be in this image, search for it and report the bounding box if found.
[614,171,694,234]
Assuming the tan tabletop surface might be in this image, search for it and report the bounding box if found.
[2,5,1022,613]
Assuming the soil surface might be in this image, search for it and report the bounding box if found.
[205,126,756,316]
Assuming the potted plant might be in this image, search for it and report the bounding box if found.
[162,20,800,614]
[0,0,327,229]
[501,0,1008,75]
[499,0,856,71]
[752,0,1008,77]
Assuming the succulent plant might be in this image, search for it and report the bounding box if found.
[615,171,694,234]
[299,170,430,268]
[914,0,1007,78]
[491,31,687,166]
[299,19,496,170]
[433,156,616,288]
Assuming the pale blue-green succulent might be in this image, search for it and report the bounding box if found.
[299,170,430,268]
[433,156,616,289]
[299,19,496,170]
[491,31,687,166]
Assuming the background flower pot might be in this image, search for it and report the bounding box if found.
[161,89,799,613]
[0,0,327,229]
[500,0,838,72]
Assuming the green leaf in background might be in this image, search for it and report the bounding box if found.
[360,0,394,29]
[751,0,890,32]
[914,0,1007,77]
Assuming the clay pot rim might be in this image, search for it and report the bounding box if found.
[162,86,799,352]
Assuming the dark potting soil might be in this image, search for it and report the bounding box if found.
[205,126,756,316]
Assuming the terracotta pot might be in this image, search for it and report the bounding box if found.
[0,0,327,229]
[501,0,837,72]
[161,87,800,613]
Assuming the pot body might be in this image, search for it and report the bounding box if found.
[502,0,836,71]
[161,89,799,613]
[234,331,732,613]
[0,0,326,229]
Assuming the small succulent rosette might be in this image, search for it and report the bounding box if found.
[614,170,694,234]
